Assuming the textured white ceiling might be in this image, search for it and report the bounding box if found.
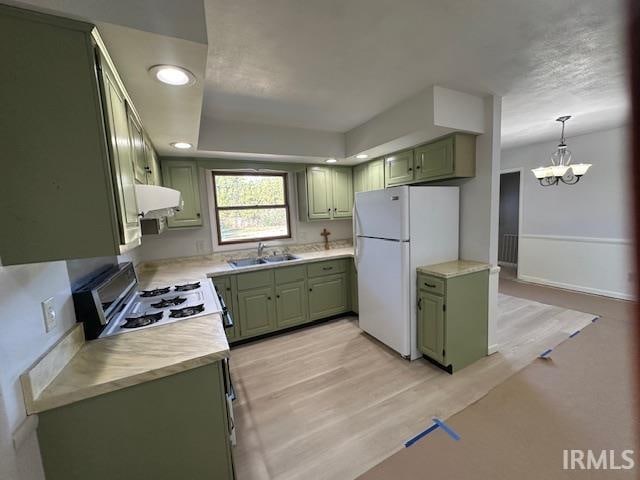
[202,0,628,146]
[11,0,629,157]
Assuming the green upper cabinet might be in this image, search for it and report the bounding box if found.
[414,136,454,181]
[368,158,385,190]
[297,166,352,221]
[306,166,333,220]
[353,158,385,195]
[161,159,202,228]
[353,163,368,194]
[143,135,161,186]
[0,6,165,264]
[99,54,141,248]
[331,167,353,218]
[384,150,414,187]
[384,134,476,188]
[127,111,146,184]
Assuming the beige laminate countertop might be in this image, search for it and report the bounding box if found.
[417,260,490,279]
[22,247,354,414]
[137,246,355,287]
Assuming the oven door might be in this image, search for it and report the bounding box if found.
[221,358,236,446]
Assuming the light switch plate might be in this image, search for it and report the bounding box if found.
[42,297,56,333]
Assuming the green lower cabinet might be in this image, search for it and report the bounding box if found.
[417,291,445,364]
[308,273,348,320]
[275,280,308,328]
[238,286,276,337]
[37,363,234,480]
[220,260,354,344]
[417,269,488,372]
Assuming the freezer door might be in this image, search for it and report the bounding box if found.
[355,186,409,241]
[356,237,410,357]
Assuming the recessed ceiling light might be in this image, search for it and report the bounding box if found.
[356,154,368,159]
[170,142,192,150]
[326,158,337,163]
[149,65,196,86]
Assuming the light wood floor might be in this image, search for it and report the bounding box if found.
[229,294,596,480]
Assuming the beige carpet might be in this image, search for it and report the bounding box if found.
[230,294,597,480]
[360,280,637,480]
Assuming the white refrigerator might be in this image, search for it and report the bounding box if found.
[354,186,459,360]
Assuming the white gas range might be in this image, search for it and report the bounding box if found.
[73,263,231,339]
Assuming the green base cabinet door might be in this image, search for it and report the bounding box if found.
[417,291,445,364]
[238,286,276,337]
[417,269,488,372]
[161,160,202,228]
[308,273,348,320]
[385,150,414,187]
[275,280,308,328]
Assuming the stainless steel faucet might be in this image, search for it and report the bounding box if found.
[257,242,266,257]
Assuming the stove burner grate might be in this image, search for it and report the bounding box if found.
[169,303,205,318]
[150,296,187,309]
[121,312,163,329]
[174,282,201,292]
[140,287,171,298]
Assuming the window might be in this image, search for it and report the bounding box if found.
[212,172,291,245]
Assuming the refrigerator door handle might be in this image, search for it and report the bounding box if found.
[353,204,359,271]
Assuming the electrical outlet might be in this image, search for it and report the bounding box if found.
[41,297,56,333]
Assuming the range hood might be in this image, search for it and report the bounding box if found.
[134,185,182,219]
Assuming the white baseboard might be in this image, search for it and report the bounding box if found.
[517,274,635,301]
[487,344,499,355]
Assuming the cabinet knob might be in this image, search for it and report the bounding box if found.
[333,208,337,212]
[327,208,331,212]
[267,296,272,300]
[408,167,413,172]
[276,294,280,298]
[416,165,421,170]
[196,213,201,218]
[309,288,313,292]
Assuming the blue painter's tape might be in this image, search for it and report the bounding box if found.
[404,422,439,448]
[569,330,581,338]
[433,418,461,441]
[539,348,553,358]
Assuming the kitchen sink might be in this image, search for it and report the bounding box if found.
[264,254,300,263]
[228,257,268,268]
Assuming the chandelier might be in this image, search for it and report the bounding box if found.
[531,115,591,186]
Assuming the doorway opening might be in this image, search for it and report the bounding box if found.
[498,170,521,280]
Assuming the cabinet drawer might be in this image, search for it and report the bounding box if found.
[236,269,273,291]
[418,274,445,295]
[274,265,306,284]
[307,259,347,278]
